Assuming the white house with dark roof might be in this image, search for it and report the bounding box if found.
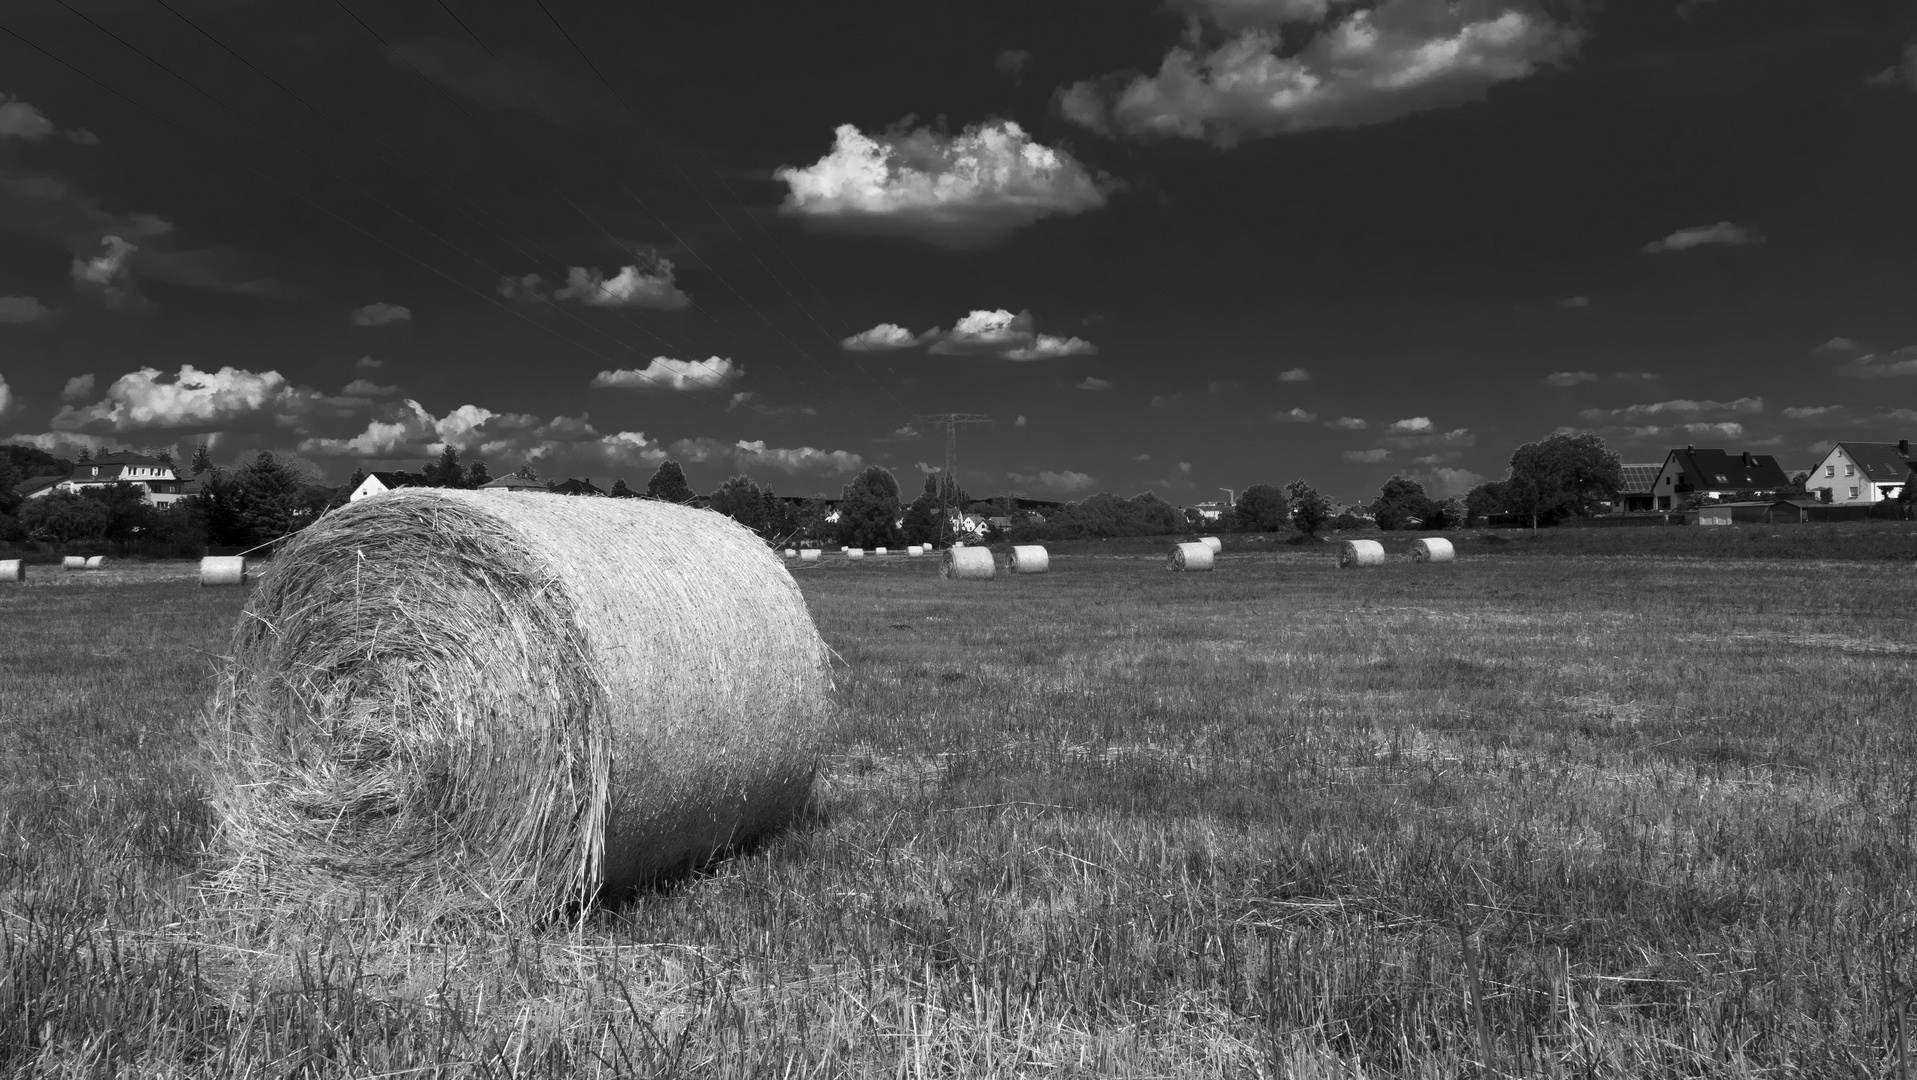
[28,452,190,508]
[1804,441,1915,505]
[1648,447,1793,511]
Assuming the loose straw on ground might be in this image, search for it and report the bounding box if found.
[1009,545,1050,574]
[1412,537,1455,563]
[942,546,996,580]
[1168,542,1214,571]
[1198,536,1222,553]
[1338,539,1386,567]
[204,488,830,922]
[199,556,247,587]
[0,560,22,583]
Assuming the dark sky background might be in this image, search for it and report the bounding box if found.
[2,0,1913,502]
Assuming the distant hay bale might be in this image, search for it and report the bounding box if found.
[1168,542,1214,571]
[799,549,821,562]
[906,545,922,556]
[783,548,797,558]
[62,556,85,571]
[83,556,105,569]
[1338,539,1386,568]
[199,556,247,587]
[204,488,831,920]
[874,547,888,555]
[0,560,22,583]
[1411,537,1455,563]
[846,548,865,560]
[1199,536,1222,553]
[1009,545,1050,574]
[942,546,996,580]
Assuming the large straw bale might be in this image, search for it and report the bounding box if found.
[62,556,85,571]
[1168,542,1214,571]
[205,488,830,919]
[799,549,821,562]
[83,555,106,569]
[783,548,797,558]
[1198,536,1222,553]
[0,560,22,583]
[200,556,247,587]
[908,545,924,556]
[874,546,888,555]
[942,546,996,580]
[1411,537,1455,563]
[846,548,865,560]
[1338,539,1386,568]
[1009,545,1050,574]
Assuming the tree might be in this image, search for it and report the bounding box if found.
[837,465,902,548]
[18,491,113,544]
[515,463,538,481]
[344,467,368,496]
[466,460,492,488]
[708,475,767,534]
[422,445,465,488]
[1234,484,1290,532]
[230,451,304,545]
[609,478,635,498]
[900,491,943,545]
[1282,479,1332,537]
[189,444,214,476]
[1506,431,1621,528]
[75,447,92,463]
[1369,475,1436,531]
[644,460,694,503]
[153,449,174,467]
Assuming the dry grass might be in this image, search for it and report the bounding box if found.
[3,546,1916,1076]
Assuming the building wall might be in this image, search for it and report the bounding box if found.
[1804,446,1895,505]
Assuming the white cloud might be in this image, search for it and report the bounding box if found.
[52,364,307,433]
[0,94,55,141]
[349,302,411,326]
[1836,346,1917,380]
[355,355,383,370]
[1419,467,1486,496]
[299,397,664,470]
[1865,42,1917,91]
[1271,407,1317,422]
[1133,453,1151,461]
[1277,367,1311,382]
[1015,415,1027,427]
[1008,469,1098,495]
[554,262,689,310]
[1077,376,1114,391]
[929,308,1034,355]
[1544,371,1596,386]
[1179,462,1191,473]
[1641,222,1762,253]
[1559,295,1591,308]
[341,378,399,397]
[1005,334,1098,361]
[1343,448,1389,462]
[1815,336,1860,353]
[667,437,863,476]
[70,235,148,311]
[1781,405,1843,420]
[774,120,1106,248]
[841,322,930,351]
[1061,0,1578,146]
[1150,394,1182,409]
[0,295,50,322]
[1327,416,1367,430]
[590,356,739,392]
[61,374,94,401]
[1583,396,1764,421]
[1386,416,1433,433]
[1613,372,1660,381]
[1385,426,1474,450]
[0,374,10,415]
[1622,422,1747,439]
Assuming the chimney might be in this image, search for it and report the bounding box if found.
[1742,451,1754,466]
[1901,439,1910,457]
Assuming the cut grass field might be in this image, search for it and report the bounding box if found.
[3,541,1916,1076]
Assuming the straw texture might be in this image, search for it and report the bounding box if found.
[1338,539,1386,568]
[942,546,996,580]
[1199,536,1222,553]
[1009,545,1050,574]
[0,560,22,583]
[799,549,821,562]
[62,556,85,571]
[205,488,831,920]
[1411,538,1455,563]
[199,556,247,587]
[83,556,105,569]
[1168,542,1214,571]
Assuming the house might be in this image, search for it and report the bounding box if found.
[26,453,191,508]
[348,471,425,502]
[548,477,604,496]
[1647,447,1792,511]
[1614,463,1662,512]
[1187,500,1226,521]
[13,474,67,501]
[481,474,546,492]
[1803,441,1915,505]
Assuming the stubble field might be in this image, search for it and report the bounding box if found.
[3,541,1916,1077]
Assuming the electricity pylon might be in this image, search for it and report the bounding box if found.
[915,413,992,547]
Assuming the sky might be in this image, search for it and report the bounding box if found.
[1,0,1914,504]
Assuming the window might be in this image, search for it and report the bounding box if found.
[1826,465,1835,477]
[1849,487,1859,500]
[1845,464,1855,476]
[1714,474,1728,483]
[1664,476,1672,485]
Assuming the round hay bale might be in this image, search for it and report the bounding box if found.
[62,556,86,571]
[799,549,821,562]
[942,546,996,580]
[1337,539,1386,568]
[0,559,23,583]
[783,548,797,558]
[1411,537,1455,563]
[846,548,865,560]
[205,488,831,918]
[908,545,924,556]
[199,555,247,587]
[874,547,888,555]
[1168,542,1214,571]
[1198,536,1222,554]
[83,555,106,569]
[1009,545,1050,574]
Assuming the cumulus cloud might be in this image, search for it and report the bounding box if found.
[1622,422,1747,439]
[1559,295,1591,308]
[1641,222,1762,253]
[1326,416,1367,430]
[1386,416,1433,433]
[1179,462,1191,473]
[1385,426,1473,450]
[355,355,383,370]
[1418,467,1486,497]
[299,397,665,471]
[1582,396,1764,421]
[341,379,399,397]
[1006,334,1098,361]
[1271,407,1317,422]
[1613,372,1660,381]
[0,94,55,141]
[1544,371,1596,386]
[1835,346,1917,380]
[1151,393,1182,409]
[1008,469,1098,495]
[349,302,411,326]
[1277,367,1311,382]
[774,120,1107,248]
[1077,376,1114,391]
[500,260,689,310]
[841,322,930,351]
[1061,0,1579,146]
[996,49,1034,82]
[1815,336,1859,353]
[590,356,739,391]
[1865,42,1917,90]
[52,365,322,434]
[1343,448,1389,462]
[0,295,50,322]
[667,437,863,476]
[61,374,94,401]
[70,235,148,311]
[1781,405,1843,420]
[927,308,1033,355]
[1015,415,1027,427]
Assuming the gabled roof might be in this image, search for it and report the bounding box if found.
[482,474,546,489]
[1666,447,1791,491]
[13,473,65,497]
[1834,442,1917,482]
[548,477,604,495]
[1617,463,1661,495]
[366,471,425,487]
